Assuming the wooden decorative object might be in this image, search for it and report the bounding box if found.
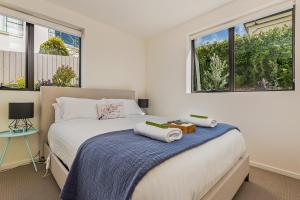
[166,121,196,134]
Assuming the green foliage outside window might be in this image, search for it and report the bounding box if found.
[52,65,76,87]
[202,54,229,90]
[2,66,77,90]
[4,77,25,89]
[235,26,293,90]
[195,37,229,91]
[195,25,293,91]
[39,36,69,56]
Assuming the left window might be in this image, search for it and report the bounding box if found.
[0,12,81,91]
[0,14,26,89]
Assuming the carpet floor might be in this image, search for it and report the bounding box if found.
[0,164,299,200]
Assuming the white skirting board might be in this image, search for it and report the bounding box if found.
[250,161,300,180]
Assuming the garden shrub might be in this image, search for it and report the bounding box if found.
[202,54,229,91]
[34,79,53,91]
[39,36,69,56]
[4,77,25,89]
[52,65,76,87]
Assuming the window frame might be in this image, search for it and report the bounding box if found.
[0,21,82,91]
[191,7,295,93]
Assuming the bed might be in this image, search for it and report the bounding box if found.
[40,86,249,200]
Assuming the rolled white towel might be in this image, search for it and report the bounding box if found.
[181,116,218,128]
[134,122,182,143]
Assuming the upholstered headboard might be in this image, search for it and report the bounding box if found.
[39,86,135,158]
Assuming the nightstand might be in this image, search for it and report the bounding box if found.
[0,128,38,172]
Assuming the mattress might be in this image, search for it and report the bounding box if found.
[48,115,247,200]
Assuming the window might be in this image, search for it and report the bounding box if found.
[0,14,26,89]
[0,15,24,36]
[191,9,294,92]
[192,29,230,92]
[34,25,80,90]
[0,13,81,91]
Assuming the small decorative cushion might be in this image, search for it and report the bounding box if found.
[97,102,125,120]
[103,99,145,116]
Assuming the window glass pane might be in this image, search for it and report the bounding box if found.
[34,25,80,90]
[235,10,293,91]
[0,14,26,89]
[6,17,24,36]
[0,15,4,32]
[193,29,230,92]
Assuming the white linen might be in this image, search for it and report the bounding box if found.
[134,122,182,142]
[48,115,246,200]
[181,116,218,127]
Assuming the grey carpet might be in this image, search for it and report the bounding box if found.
[0,164,60,200]
[0,164,299,200]
[234,167,300,200]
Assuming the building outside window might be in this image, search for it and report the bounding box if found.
[0,15,24,37]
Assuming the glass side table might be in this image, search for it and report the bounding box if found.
[0,128,38,172]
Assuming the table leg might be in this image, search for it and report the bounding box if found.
[24,136,37,172]
[0,138,11,167]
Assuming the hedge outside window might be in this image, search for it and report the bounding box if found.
[191,8,294,92]
[0,15,81,91]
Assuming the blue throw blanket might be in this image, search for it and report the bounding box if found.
[61,123,238,200]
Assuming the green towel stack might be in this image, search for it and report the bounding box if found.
[145,121,168,129]
[190,114,208,119]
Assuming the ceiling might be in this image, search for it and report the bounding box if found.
[47,0,233,38]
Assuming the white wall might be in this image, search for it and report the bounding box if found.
[0,0,146,170]
[146,0,300,178]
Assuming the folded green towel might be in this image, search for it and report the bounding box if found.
[190,114,208,119]
[145,121,168,129]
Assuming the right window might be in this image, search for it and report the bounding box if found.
[234,9,294,91]
[191,8,294,92]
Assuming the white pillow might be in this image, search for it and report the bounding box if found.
[61,101,98,120]
[56,97,100,104]
[97,101,126,120]
[103,99,145,116]
[52,103,62,123]
[56,97,103,121]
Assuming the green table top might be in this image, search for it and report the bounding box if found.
[0,128,38,138]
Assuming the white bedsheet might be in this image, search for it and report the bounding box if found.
[48,115,247,200]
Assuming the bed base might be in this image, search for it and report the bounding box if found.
[44,144,68,189]
[44,143,249,200]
